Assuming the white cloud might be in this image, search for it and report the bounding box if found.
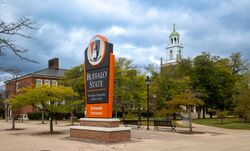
[104,26,127,37]
[74,0,143,23]
[1,0,250,74]
[0,2,19,22]
[146,8,159,19]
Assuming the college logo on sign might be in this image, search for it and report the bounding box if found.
[87,36,106,66]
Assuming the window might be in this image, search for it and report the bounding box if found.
[52,80,57,87]
[36,79,42,87]
[169,50,173,59]
[58,100,65,105]
[44,80,50,86]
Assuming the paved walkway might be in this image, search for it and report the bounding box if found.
[0,120,250,151]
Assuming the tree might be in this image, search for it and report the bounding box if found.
[2,67,21,129]
[113,58,148,119]
[126,69,146,120]
[166,93,203,132]
[0,10,37,63]
[152,63,190,114]
[61,65,84,125]
[216,110,229,123]
[178,58,192,77]
[0,90,5,119]
[234,71,250,122]
[10,85,78,133]
[230,52,248,75]
[191,52,236,118]
[114,57,133,117]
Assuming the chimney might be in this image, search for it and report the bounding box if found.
[48,58,59,70]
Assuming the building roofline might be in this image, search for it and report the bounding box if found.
[4,68,67,84]
[166,45,183,49]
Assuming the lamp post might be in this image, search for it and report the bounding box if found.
[145,76,150,130]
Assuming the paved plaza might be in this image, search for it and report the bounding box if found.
[0,120,250,151]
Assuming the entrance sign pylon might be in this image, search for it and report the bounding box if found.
[70,35,131,143]
[84,35,114,118]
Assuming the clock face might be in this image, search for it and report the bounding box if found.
[87,35,107,66]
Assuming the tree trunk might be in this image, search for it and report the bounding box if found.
[54,113,57,124]
[49,114,53,133]
[138,104,141,121]
[41,110,44,124]
[71,110,74,125]
[202,106,206,119]
[114,99,118,118]
[173,113,176,120]
[5,105,8,122]
[122,103,125,120]
[188,106,192,133]
[197,106,201,119]
[12,110,15,129]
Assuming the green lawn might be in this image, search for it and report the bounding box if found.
[193,118,250,130]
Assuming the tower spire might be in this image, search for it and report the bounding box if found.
[166,23,183,65]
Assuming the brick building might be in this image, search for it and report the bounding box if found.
[4,58,67,120]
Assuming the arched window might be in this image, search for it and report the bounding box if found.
[170,50,173,59]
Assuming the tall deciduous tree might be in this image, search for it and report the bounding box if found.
[234,71,250,122]
[2,67,21,129]
[126,69,146,120]
[230,52,248,75]
[61,65,84,125]
[152,63,190,113]
[114,58,133,117]
[190,52,236,117]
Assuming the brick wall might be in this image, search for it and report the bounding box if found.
[80,120,120,127]
[70,129,130,143]
[5,76,59,116]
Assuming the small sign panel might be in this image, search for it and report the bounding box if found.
[84,35,114,118]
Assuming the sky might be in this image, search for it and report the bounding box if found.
[1,0,250,77]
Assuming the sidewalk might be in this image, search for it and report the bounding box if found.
[0,120,250,151]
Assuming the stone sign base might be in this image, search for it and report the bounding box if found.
[70,118,131,143]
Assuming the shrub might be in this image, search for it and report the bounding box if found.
[208,109,216,118]
[27,112,49,120]
[216,111,229,123]
[0,108,5,118]
[141,111,154,118]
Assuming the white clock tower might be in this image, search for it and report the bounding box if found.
[166,24,183,65]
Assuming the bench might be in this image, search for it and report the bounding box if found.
[153,120,176,131]
[123,120,141,129]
